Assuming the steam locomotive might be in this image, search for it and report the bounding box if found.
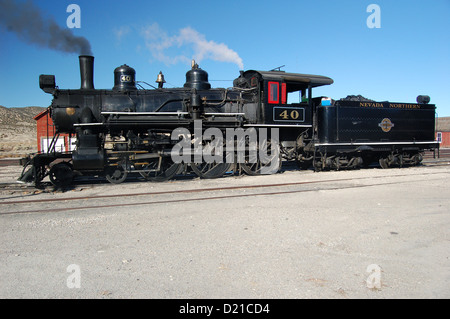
[19,55,439,187]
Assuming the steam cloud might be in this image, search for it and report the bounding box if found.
[0,0,92,55]
[141,23,244,69]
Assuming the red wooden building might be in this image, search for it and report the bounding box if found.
[436,117,450,148]
[34,109,75,153]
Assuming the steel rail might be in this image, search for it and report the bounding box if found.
[1,172,449,215]
[1,170,449,206]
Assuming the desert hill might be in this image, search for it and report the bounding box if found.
[0,105,46,158]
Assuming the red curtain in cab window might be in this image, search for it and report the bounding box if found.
[268,82,279,104]
[268,82,287,104]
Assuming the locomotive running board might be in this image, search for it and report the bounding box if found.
[101,111,189,116]
[244,124,312,128]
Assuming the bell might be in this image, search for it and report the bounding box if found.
[155,71,165,88]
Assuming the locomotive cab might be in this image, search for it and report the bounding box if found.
[234,70,333,127]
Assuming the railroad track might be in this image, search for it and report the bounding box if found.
[0,149,449,167]
[1,158,450,193]
[0,159,21,167]
[1,168,449,216]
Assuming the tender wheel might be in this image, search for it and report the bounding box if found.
[49,163,73,187]
[137,157,182,182]
[362,155,375,168]
[412,153,423,166]
[105,164,128,184]
[379,158,389,169]
[241,138,281,175]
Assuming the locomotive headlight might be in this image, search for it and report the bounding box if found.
[66,107,76,116]
[39,74,56,94]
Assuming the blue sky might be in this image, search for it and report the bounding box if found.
[1,0,449,116]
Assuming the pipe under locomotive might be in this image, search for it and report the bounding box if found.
[19,55,439,187]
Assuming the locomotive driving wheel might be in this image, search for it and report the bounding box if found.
[191,161,232,179]
[240,137,281,175]
[190,138,232,179]
[137,156,182,182]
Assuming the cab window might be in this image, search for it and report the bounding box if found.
[268,82,279,104]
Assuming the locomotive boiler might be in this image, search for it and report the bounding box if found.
[19,55,439,187]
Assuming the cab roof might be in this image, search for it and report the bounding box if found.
[244,70,334,89]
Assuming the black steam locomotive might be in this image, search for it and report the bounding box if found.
[19,55,439,187]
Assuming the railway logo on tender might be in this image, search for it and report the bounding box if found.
[378,118,394,132]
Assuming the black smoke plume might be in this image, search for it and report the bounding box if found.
[0,0,92,55]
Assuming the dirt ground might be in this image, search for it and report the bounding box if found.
[0,163,449,299]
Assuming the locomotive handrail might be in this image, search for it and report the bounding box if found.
[243,124,312,128]
[204,113,245,116]
[101,111,189,115]
[73,123,104,126]
[154,98,189,112]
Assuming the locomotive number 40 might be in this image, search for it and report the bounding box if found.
[121,75,132,82]
[273,107,305,122]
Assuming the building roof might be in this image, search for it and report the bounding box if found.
[34,108,49,121]
[437,117,450,132]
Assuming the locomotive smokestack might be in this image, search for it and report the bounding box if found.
[79,55,94,90]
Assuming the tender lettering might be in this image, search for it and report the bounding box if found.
[359,102,384,108]
[359,102,421,110]
[389,103,421,109]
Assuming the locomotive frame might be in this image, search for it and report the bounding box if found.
[18,55,439,187]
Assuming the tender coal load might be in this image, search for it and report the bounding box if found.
[340,95,374,102]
